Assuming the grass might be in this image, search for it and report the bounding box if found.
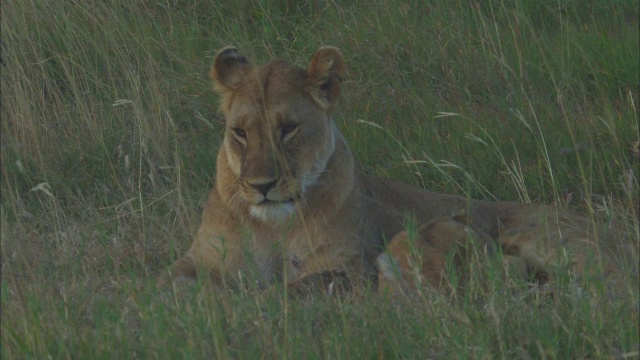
[1,0,638,358]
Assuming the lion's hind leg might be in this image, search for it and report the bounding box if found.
[495,209,628,295]
[376,216,495,295]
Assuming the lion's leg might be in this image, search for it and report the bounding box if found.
[156,254,198,287]
[377,216,495,294]
[158,233,230,283]
[284,270,355,297]
[496,229,551,282]
[493,209,625,288]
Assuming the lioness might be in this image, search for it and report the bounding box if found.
[158,46,624,294]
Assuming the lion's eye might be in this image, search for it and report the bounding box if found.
[281,124,299,140]
[231,128,247,144]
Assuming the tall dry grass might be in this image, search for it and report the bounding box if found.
[1,0,638,358]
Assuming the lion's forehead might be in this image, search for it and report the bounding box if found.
[225,60,327,135]
[234,98,321,123]
[236,61,308,105]
[230,85,322,129]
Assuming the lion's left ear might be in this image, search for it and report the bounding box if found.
[307,46,346,110]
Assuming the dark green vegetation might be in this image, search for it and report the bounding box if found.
[2,0,638,358]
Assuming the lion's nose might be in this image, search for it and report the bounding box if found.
[247,179,277,196]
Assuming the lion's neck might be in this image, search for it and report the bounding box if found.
[301,127,357,220]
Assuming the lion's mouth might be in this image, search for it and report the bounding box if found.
[259,198,295,206]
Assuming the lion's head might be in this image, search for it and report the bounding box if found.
[210,46,346,223]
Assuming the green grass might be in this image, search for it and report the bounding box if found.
[1,0,638,358]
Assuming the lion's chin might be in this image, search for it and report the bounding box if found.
[249,201,295,223]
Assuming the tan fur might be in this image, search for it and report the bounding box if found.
[158,46,627,295]
[376,216,493,294]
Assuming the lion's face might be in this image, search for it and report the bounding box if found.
[210,47,346,223]
[222,73,336,222]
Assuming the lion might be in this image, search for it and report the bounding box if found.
[158,46,629,295]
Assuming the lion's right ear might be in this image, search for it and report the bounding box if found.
[210,46,252,93]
